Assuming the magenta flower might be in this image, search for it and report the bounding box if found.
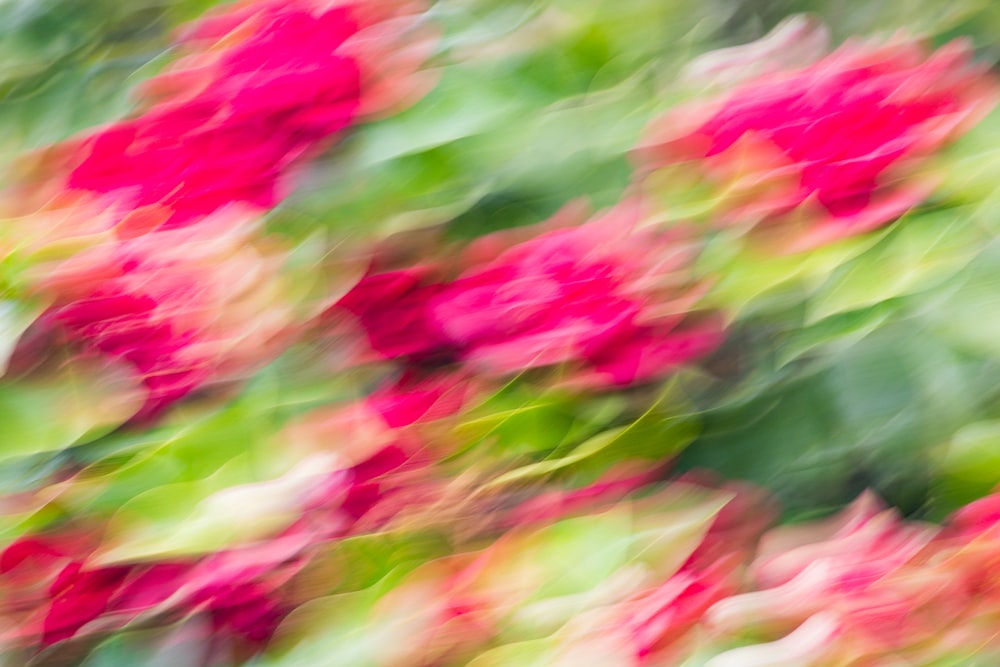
[428,203,722,385]
[65,3,360,226]
[334,267,454,363]
[62,0,436,229]
[276,397,467,542]
[695,495,1000,664]
[43,556,294,648]
[635,35,997,250]
[949,490,1000,538]
[0,534,129,646]
[604,480,772,663]
[43,564,132,645]
[749,494,934,593]
[366,370,475,428]
[0,534,97,643]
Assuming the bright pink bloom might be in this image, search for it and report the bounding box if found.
[949,490,1000,538]
[43,564,132,644]
[66,3,360,226]
[0,534,97,639]
[277,398,461,542]
[601,480,771,663]
[935,491,1000,602]
[635,37,996,250]
[429,203,722,384]
[366,370,474,427]
[0,534,127,646]
[579,320,724,388]
[677,475,777,573]
[288,443,432,535]
[38,557,294,648]
[63,0,435,228]
[334,268,454,363]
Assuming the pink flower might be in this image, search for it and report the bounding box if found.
[635,35,996,250]
[43,564,132,644]
[63,0,436,228]
[749,494,934,592]
[165,0,437,120]
[428,202,722,384]
[948,490,1000,538]
[333,267,454,363]
[706,493,939,653]
[277,399,460,541]
[40,556,295,648]
[65,4,360,225]
[0,534,98,640]
[366,370,475,427]
[0,534,130,646]
[624,561,737,663]
[33,216,293,421]
[676,474,778,573]
[48,284,213,421]
[0,532,305,648]
[602,479,771,663]
[933,491,1000,602]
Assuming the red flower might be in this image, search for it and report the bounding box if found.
[0,532,308,648]
[750,494,934,593]
[48,284,213,421]
[43,564,132,644]
[949,490,1000,538]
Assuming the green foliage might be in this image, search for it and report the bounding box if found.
[0,0,232,153]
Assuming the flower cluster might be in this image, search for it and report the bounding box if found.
[1,0,436,420]
[0,4,998,666]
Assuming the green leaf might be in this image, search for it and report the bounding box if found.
[0,359,139,463]
[327,531,453,593]
[935,420,1000,510]
[480,401,699,489]
[464,640,555,667]
[806,209,985,322]
[701,231,880,319]
[775,300,899,368]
